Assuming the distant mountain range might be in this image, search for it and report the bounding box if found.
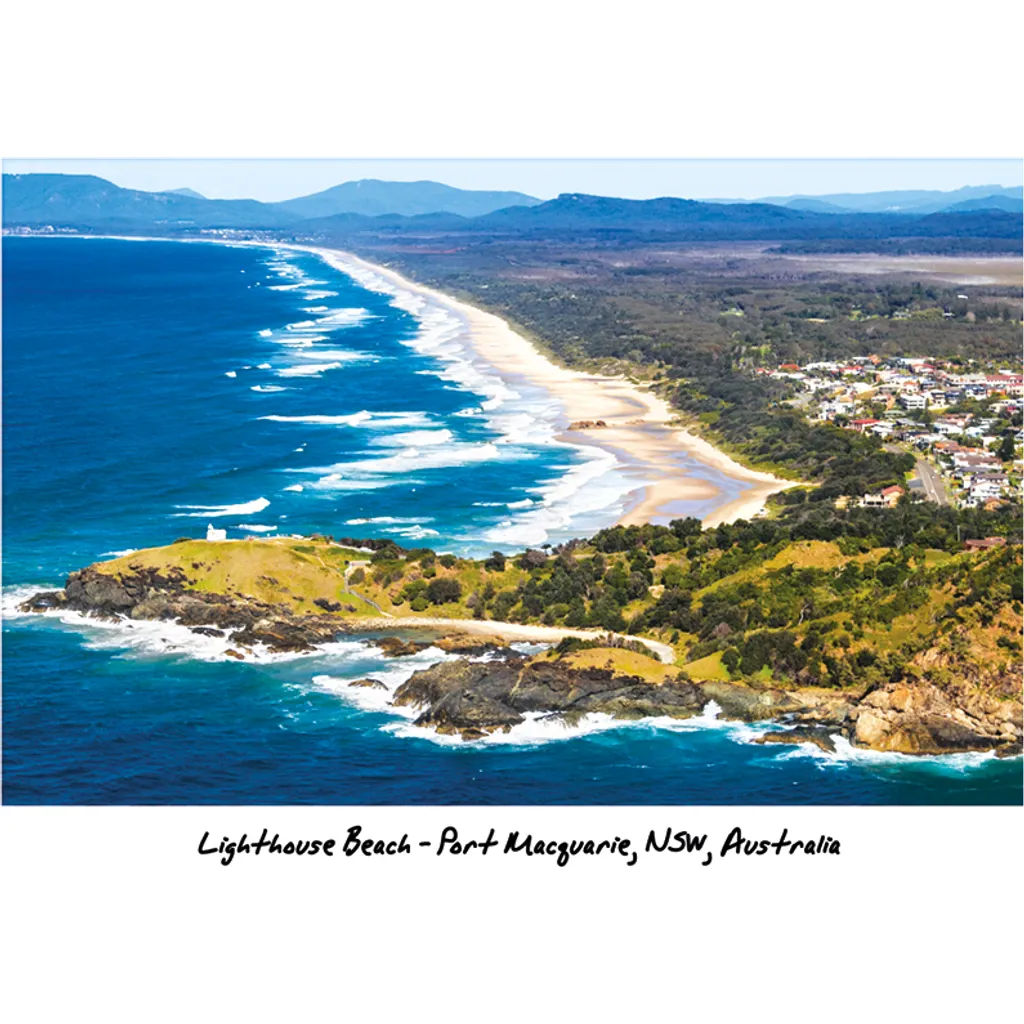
[710,184,1023,215]
[274,178,541,219]
[3,174,1021,252]
[2,174,540,229]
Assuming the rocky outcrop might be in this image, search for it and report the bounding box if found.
[699,680,806,721]
[19,566,346,654]
[18,565,1022,757]
[846,682,1021,757]
[376,636,430,658]
[387,655,1023,754]
[392,657,707,739]
[755,728,838,754]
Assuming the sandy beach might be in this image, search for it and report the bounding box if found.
[82,234,797,527]
[357,616,676,664]
[307,245,798,527]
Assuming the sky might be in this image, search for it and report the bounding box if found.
[4,158,1022,202]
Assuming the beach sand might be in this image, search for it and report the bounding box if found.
[357,616,676,664]
[84,233,798,526]
[307,245,799,527]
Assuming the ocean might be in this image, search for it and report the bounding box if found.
[3,236,1020,804]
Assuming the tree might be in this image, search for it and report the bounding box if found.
[484,551,506,572]
[425,578,462,605]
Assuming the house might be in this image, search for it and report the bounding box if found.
[963,537,1007,552]
[206,524,228,542]
[849,418,881,433]
[899,393,928,411]
[880,485,904,507]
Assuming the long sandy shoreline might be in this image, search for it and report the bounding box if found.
[47,234,798,527]
[304,244,799,527]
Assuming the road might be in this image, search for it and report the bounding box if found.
[914,457,950,506]
[884,443,950,506]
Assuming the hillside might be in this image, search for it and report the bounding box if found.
[19,507,1022,753]
[1,173,295,229]
[275,178,541,219]
[6,174,1020,253]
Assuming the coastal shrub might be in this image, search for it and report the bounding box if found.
[371,544,403,563]
[401,580,428,601]
[518,549,549,570]
[426,578,462,605]
[721,648,741,674]
[422,566,437,578]
[554,635,660,662]
[492,591,518,620]
[484,551,507,572]
[438,554,458,568]
[564,600,587,627]
[410,597,429,612]
[348,568,365,585]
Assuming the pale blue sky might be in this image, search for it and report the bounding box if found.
[4,158,1021,202]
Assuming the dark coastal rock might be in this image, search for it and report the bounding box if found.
[433,632,513,656]
[699,680,806,721]
[376,636,430,658]
[755,728,838,754]
[225,649,245,660]
[513,661,706,720]
[391,657,706,739]
[393,659,526,736]
[19,565,345,654]
[349,678,388,690]
[18,590,67,613]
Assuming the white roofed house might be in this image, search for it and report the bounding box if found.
[206,524,228,541]
[967,475,1010,506]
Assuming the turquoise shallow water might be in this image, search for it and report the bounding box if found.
[3,236,1021,804]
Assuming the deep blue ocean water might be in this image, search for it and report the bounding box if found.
[3,236,1021,804]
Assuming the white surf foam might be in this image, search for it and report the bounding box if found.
[344,517,435,526]
[0,585,372,666]
[276,362,345,377]
[173,497,270,518]
[368,429,454,448]
[383,525,440,539]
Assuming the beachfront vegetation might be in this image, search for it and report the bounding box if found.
[99,499,1022,693]
[309,236,1019,499]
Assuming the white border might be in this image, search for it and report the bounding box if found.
[2,2,1022,1020]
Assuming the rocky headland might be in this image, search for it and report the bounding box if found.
[18,562,1022,758]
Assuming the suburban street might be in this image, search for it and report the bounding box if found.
[915,457,950,505]
[885,443,950,505]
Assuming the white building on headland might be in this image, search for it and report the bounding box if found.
[206,524,227,542]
